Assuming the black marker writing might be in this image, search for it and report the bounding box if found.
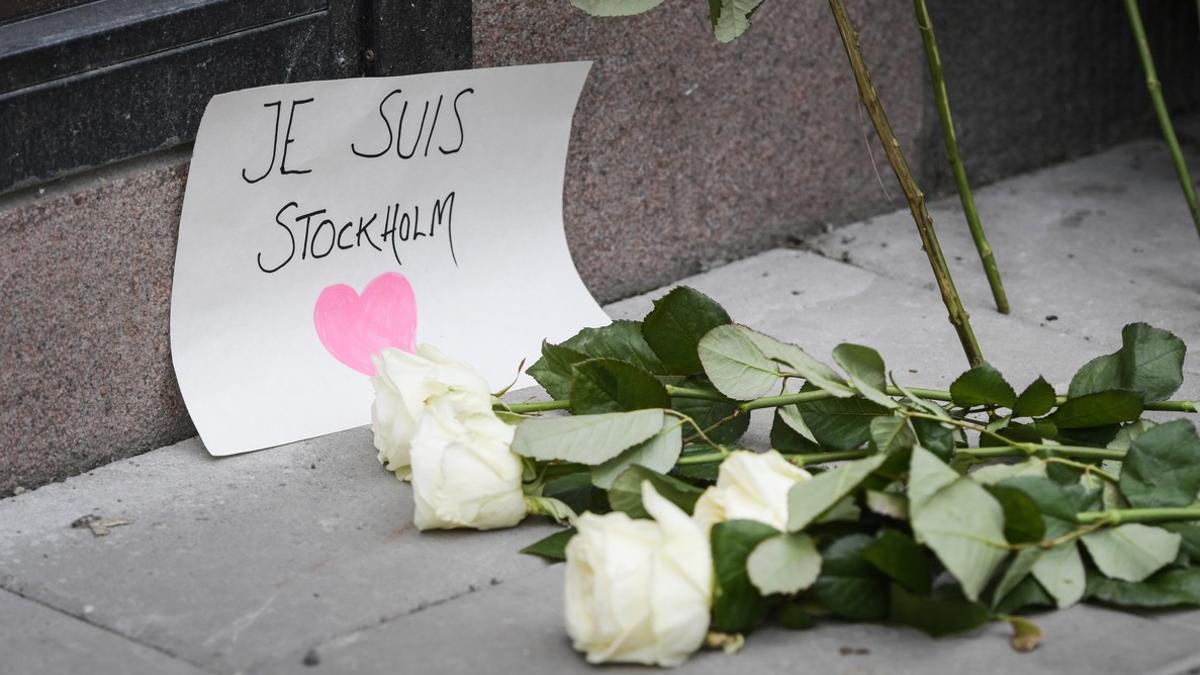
[242,98,315,183]
[255,192,458,273]
[350,87,474,159]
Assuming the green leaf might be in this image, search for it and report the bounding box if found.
[770,408,819,452]
[569,358,670,414]
[778,404,818,445]
[971,459,1048,485]
[697,325,781,400]
[868,416,916,453]
[811,534,889,621]
[985,484,1046,544]
[711,519,779,632]
[1163,522,1200,562]
[1014,376,1057,418]
[590,421,682,489]
[889,584,990,637]
[1031,539,1085,609]
[861,529,931,594]
[641,287,732,374]
[908,447,1007,601]
[1081,524,1181,582]
[793,394,891,451]
[992,548,1039,610]
[1085,567,1200,608]
[949,363,1017,408]
[569,0,665,17]
[519,528,576,562]
[995,575,1054,615]
[526,341,588,400]
[541,472,605,515]
[832,343,898,409]
[709,0,766,42]
[864,490,908,520]
[608,465,704,518]
[1107,419,1156,452]
[911,417,957,460]
[776,602,816,630]
[560,320,669,375]
[742,329,855,397]
[1000,476,1099,522]
[1069,323,1186,403]
[1048,390,1143,429]
[512,409,664,464]
[747,533,822,595]
[786,454,888,531]
[672,390,749,445]
[1121,419,1200,508]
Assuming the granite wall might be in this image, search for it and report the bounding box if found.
[2,0,1198,494]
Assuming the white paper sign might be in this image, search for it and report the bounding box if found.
[171,62,608,456]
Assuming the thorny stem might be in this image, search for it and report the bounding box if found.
[504,388,1197,415]
[913,0,1010,314]
[1124,0,1200,238]
[677,449,870,466]
[1077,505,1200,525]
[828,0,984,367]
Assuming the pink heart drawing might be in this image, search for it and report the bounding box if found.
[313,272,418,375]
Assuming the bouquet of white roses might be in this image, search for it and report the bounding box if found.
[371,286,1200,667]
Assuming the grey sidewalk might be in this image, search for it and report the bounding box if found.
[5,139,1200,674]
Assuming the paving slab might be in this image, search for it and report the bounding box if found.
[808,140,1200,354]
[0,588,207,675]
[255,564,1200,675]
[6,140,1200,673]
[0,431,558,673]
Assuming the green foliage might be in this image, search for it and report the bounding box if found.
[811,534,889,621]
[1013,376,1056,417]
[512,409,664,464]
[832,343,898,409]
[590,421,682,489]
[908,447,1008,601]
[747,533,821,595]
[570,358,670,414]
[1069,322,1185,403]
[607,465,703,518]
[791,394,890,451]
[708,0,767,42]
[889,584,991,636]
[1081,524,1181,583]
[526,341,588,400]
[1085,568,1200,608]
[861,529,931,594]
[520,528,576,561]
[697,325,782,400]
[642,287,732,374]
[508,303,1200,653]
[569,0,664,16]
[949,362,1016,408]
[711,520,779,632]
[787,454,888,531]
[1048,390,1143,429]
[1120,419,1200,508]
[985,484,1045,544]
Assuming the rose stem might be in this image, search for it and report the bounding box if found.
[913,0,1009,314]
[827,0,983,367]
[1125,0,1200,237]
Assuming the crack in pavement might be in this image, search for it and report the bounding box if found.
[0,584,220,675]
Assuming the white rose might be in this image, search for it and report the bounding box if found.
[692,450,812,532]
[565,483,713,667]
[371,344,493,479]
[409,396,526,531]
